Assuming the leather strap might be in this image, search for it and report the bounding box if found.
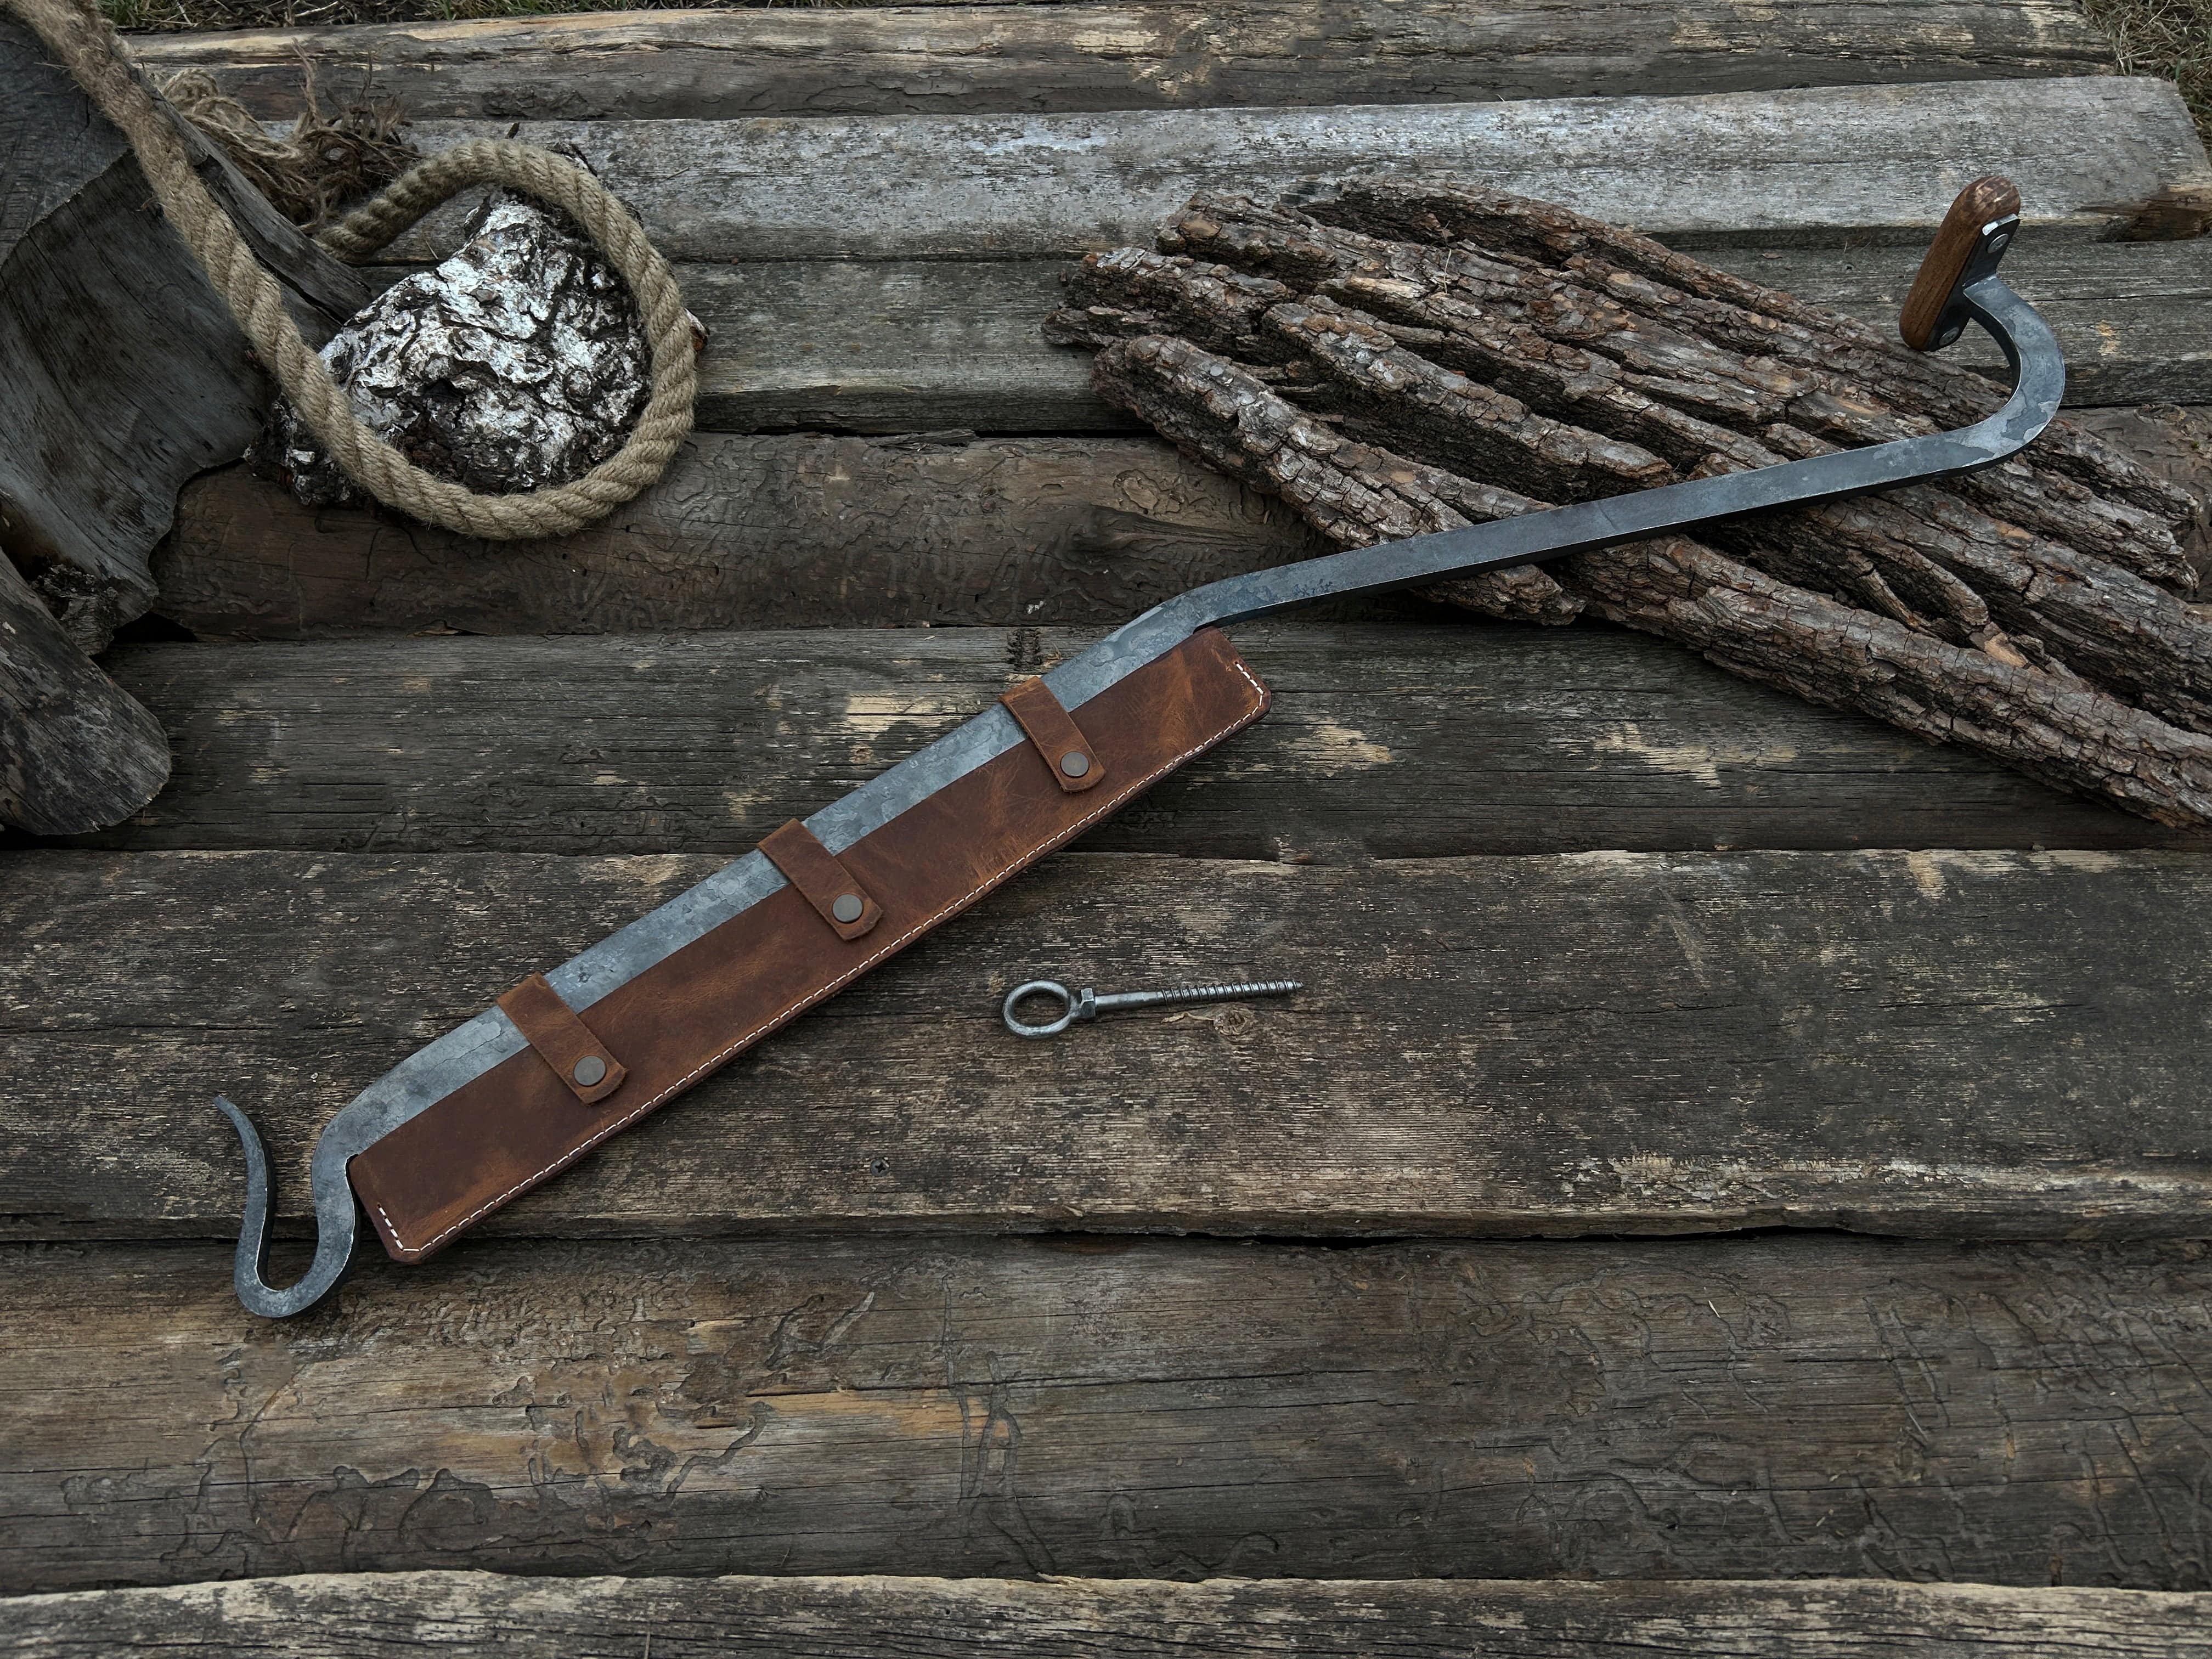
[759,819,884,940]
[1001,675,1105,793]
[348,628,1272,1265]
[495,973,628,1105]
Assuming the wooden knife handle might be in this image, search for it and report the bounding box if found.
[1898,176,2022,351]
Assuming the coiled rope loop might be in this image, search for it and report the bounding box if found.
[7,0,697,539]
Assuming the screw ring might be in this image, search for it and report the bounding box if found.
[1003,979,1076,1038]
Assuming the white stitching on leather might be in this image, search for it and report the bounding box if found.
[372,648,1269,1259]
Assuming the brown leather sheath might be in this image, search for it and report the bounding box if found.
[348,628,1271,1263]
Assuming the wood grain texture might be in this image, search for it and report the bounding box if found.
[59,625,2212,856]
[131,0,2124,122]
[0,16,264,653]
[2070,405,2212,579]
[0,554,169,838]
[1710,241,2212,411]
[2,1234,2208,1591]
[1898,175,2021,351]
[151,435,1324,637]
[13,1571,2212,1658]
[373,80,2212,266]
[148,392,2212,652]
[8,847,2212,1243]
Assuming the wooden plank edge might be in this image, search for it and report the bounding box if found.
[366,80,2212,264]
[129,0,2124,122]
[8,1571,2212,1656]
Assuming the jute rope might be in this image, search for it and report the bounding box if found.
[6,0,696,539]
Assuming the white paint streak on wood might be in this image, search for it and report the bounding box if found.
[370,79,2212,264]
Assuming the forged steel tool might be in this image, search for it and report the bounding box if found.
[1002,977,1302,1039]
[217,177,2064,1317]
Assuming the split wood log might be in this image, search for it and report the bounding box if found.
[9,847,2212,1244]
[0,12,366,653]
[14,1572,2212,1658]
[1046,184,2212,826]
[0,13,365,831]
[2,1233,2207,1590]
[68,627,2212,858]
[128,0,2124,123]
[0,553,169,836]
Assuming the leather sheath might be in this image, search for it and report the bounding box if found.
[348,628,1271,1263]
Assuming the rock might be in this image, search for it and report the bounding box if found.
[262,190,658,510]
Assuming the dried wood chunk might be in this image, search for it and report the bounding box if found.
[1051,183,2212,827]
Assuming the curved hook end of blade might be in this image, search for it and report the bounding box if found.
[214,1094,359,1320]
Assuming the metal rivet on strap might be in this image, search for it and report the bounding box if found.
[1059,751,1091,778]
[572,1055,608,1088]
[832,893,865,924]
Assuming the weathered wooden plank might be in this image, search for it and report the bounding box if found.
[376,81,2212,266]
[1706,240,2212,409]
[2,1234,2208,1591]
[7,848,2211,1242]
[150,387,2212,648]
[151,435,1325,637]
[347,241,2212,437]
[63,625,2212,856]
[133,1,2124,123]
[13,1571,2212,1658]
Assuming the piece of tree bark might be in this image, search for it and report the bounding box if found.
[0,554,168,837]
[1050,185,2212,826]
[263,193,655,509]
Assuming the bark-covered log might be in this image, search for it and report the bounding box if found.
[1050,185,2212,826]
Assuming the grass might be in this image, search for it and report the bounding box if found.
[103,0,871,30]
[2083,0,2212,141]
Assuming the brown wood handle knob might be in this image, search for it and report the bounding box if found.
[1898,175,2022,351]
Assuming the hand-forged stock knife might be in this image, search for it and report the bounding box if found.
[219,178,2064,1316]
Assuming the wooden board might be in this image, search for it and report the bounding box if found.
[1718,241,2212,410]
[9,846,2212,1243]
[151,435,1325,638]
[339,240,2212,437]
[376,80,2212,265]
[14,1571,2212,1658]
[134,0,2123,122]
[149,400,2212,642]
[3,1233,2208,1590]
[64,625,2212,856]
